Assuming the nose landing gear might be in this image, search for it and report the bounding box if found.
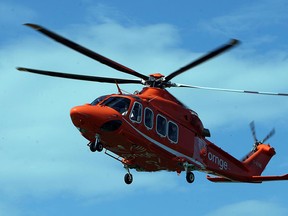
[89,134,103,152]
[89,141,103,152]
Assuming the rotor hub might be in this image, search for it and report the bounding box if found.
[149,73,165,80]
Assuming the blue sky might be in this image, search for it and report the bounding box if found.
[1,0,288,215]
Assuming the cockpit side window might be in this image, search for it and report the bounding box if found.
[130,102,142,123]
[91,95,108,106]
[101,97,131,115]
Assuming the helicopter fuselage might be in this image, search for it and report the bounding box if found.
[70,87,204,172]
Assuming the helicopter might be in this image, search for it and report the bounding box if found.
[17,23,288,185]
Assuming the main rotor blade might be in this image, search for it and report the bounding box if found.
[17,67,142,84]
[174,83,288,96]
[24,23,149,80]
[165,39,239,82]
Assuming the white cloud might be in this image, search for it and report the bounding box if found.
[84,3,131,25]
[0,2,36,25]
[205,200,288,216]
[199,0,288,40]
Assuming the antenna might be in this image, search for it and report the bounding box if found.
[115,81,122,95]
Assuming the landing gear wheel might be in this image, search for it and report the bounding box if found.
[124,173,133,185]
[89,142,103,152]
[96,142,103,152]
[89,142,97,152]
[186,171,195,183]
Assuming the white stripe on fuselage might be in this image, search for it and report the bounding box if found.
[123,118,205,169]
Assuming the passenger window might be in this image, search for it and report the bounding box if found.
[130,102,142,123]
[144,108,153,129]
[168,121,178,143]
[156,115,167,137]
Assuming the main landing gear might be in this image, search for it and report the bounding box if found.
[124,173,133,184]
[124,166,133,185]
[186,171,195,183]
[183,162,195,184]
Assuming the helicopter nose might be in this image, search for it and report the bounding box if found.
[70,106,88,128]
[70,105,123,133]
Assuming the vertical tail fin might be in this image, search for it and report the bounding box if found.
[243,144,276,175]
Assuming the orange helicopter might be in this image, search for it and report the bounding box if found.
[18,23,288,184]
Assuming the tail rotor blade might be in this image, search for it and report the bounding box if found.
[250,121,258,143]
[262,128,276,143]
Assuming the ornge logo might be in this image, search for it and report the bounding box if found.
[208,152,228,170]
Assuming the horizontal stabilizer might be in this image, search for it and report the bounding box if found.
[250,174,288,182]
[207,174,288,183]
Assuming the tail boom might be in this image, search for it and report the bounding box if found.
[206,143,288,183]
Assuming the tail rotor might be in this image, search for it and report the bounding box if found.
[241,121,276,161]
[249,121,275,150]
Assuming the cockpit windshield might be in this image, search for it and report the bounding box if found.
[101,96,131,115]
[91,95,108,106]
